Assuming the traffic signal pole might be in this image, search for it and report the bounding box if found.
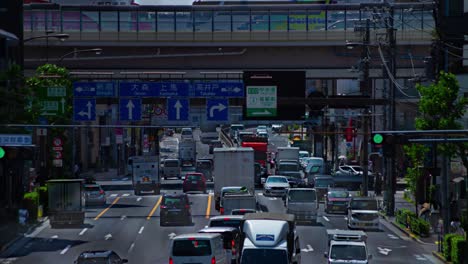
[360,18,370,197]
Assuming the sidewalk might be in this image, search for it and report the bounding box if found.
[0,217,48,254]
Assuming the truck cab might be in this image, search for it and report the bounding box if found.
[241,213,301,264]
[325,230,371,264]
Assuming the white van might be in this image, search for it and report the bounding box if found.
[181,128,194,141]
[162,158,181,180]
[170,233,228,264]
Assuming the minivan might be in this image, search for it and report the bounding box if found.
[181,127,194,141]
[169,233,228,264]
[285,188,319,224]
[162,158,181,180]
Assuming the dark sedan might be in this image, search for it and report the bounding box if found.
[160,193,192,226]
[324,188,350,214]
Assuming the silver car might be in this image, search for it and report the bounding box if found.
[84,184,106,206]
[263,175,290,197]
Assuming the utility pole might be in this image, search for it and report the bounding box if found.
[360,18,371,197]
[385,7,397,216]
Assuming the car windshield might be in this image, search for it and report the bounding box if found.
[330,245,367,261]
[315,179,334,188]
[267,177,288,183]
[84,186,100,192]
[299,152,309,158]
[328,190,349,198]
[241,249,288,264]
[163,197,186,208]
[350,200,378,210]
[172,239,212,256]
[187,175,201,181]
[278,164,299,171]
[164,160,179,167]
[352,167,363,172]
[197,162,211,169]
[209,219,242,230]
[181,130,192,135]
[288,190,316,202]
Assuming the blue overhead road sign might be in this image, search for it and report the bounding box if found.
[191,80,244,97]
[119,98,142,121]
[73,98,96,121]
[206,99,228,121]
[73,82,116,97]
[119,81,190,97]
[167,98,189,121]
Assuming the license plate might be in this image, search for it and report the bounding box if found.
[333,206,340,210]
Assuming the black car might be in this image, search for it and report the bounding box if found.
[160,193,192,226]
[74,250,128,264]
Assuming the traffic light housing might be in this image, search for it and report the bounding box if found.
[371,133,409,157]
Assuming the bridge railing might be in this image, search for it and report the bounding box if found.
[23,3,434,43]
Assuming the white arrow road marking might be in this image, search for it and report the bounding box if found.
[122,193,130,197]
[322,216,330,222]
[301,245,314,252]
[168,232,177,239]
[128,243,135,253]
[387,234,399,240]
[138,226,145,234]
[120,215,127,221]
[60,245,71,255]
[209,103,227,118]
[104,234,112,240]
[79,228,88,236]
[377,247,392,255]
[126,100,135,120]
[414,254,427,261]
[110,194,118,197]
[174,100,183,120]
[136,197,142,202]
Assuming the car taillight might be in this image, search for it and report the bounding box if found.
[231,239,236,254]
[211,256,216,264]
[160,205,167,209]
[169,257,173,264]
[220,207,224,215]
[99,189,105,195]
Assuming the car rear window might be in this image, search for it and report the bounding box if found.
[173,239,211,256]
[197,162,211,169]
[209,219,242,229]
[164,160,179,167]
[182,130,192,136]
[288,190,316,202]
[84,186,100,192]
[187,174,202,181]
[163,197,186,207]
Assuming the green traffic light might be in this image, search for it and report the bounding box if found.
[373,134,384,144]
[0,147,4,159]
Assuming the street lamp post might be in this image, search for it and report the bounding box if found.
[23,33,69,62]
[57,48,103,64]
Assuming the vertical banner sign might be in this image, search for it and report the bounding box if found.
[246,86,277,117]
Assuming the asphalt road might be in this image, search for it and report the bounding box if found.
[1,187,442,264]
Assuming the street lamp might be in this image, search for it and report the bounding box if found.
[58,48,103,64]
[23,33,70,62]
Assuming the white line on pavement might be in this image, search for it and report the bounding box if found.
[414,254,427,261]
[79,228,88,236]
[122,193,130,197]
[136,197,142,202]
[128,243,135,253]
[0,258,17,264]
[60,245,71,255]
[322,216,330,222]
[25,219,49,238]
[110,194,118,197]
[105,234,112,240]
[120,215,127,221]
[138,226,145,234]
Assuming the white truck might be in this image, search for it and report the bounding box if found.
[325,229,371,264]
[131,155,160,195]
[276,147,300,162]
[220,191,257,215]
[240,213,301,264]
[179,140,196,167]
[213,148,255,210]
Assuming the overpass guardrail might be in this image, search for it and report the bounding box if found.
[24,3,434,44]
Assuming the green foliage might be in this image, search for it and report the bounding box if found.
[396,209,429,236]
[403,144,429,214]
[396,209,416,226]
[451,236,466,264]
[23,191,39,205]
[443,233,463,260]
[0,64,29,133]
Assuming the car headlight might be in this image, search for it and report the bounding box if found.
[264,186,271,190]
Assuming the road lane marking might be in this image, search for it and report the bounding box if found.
[147,196,162,220]
[120,215,127,221]
[105,234,112,240]
[79,228,88,236]
[414,254,427,261]
[205,194,212,219]
[60,245,71,255]
[322,216,330,222]
[110,194,118,197]
[138,226,145,234]
[387,234,399,240]
[136,197,142,202]
[128,243,135,253]
[168,233,177,239]
[94,197,121,221]
[122,193,130,197]
[378,247,392,255]
[301,245,314,252]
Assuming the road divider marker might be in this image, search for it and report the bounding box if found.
[122,193,130,197]
[60,245,71,255]
[147,196,162,220]
[105,234,112,240]
[79,228,88,236]
[205,194,212,219]
[94,197,120,221]
[120,215,127,221]
[322,216,330,222]
[128,243,135,253]
[136,197,142,202]
[138,226,145,234]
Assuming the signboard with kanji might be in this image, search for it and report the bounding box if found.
[38,86,68,116]
[0,134,33,146]
[246,86,277,117]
